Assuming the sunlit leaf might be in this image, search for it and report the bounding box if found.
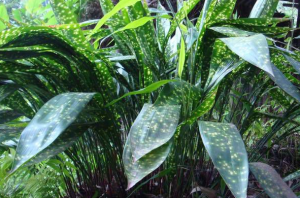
[129,103,181,162]
[178,37,186,78]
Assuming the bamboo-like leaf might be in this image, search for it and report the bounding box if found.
[186,87,217,124]
[249,0,279,18]
[11,93,95,172]
[210,26,254,37]
[250,162,297,198]
[198,121,248,198]
[89,0,141,37]
[106,79,176,106]
[129,103,181,162]
[164,0,201,49]
[284,55,300,74]
[0,4,9,31]
[284,169,300,181]
[178,37,186,78]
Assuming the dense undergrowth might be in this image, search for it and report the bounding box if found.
[0,0,300,197]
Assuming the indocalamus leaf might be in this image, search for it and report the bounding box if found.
[198,121,248,198]
[11,92,95,172]
[250,162,297,198]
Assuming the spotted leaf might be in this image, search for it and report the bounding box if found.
[11,92,95,172]
[123,134,172,190]
[220,34,274,76]
[250,162,297,198]
[198,121,249,198]
[249,0,279,18]
[129,103,181,162]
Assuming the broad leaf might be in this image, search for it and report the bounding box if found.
[11,93,95,172]
[123,135,172,190]
[250,162,297,198]
[284,55,300,74]
[129,103,181,162]
[220,34,274,76]
[198,121,248,198]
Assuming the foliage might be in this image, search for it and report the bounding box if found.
[0,0,300,197]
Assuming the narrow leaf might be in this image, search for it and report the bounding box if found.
[178,37,186,78]
[106,79,176,106]
[249,0,279,18]
[89,0,141,37]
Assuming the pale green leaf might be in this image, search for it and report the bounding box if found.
[178,37,186,78]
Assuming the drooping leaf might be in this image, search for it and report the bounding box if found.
[106,79,176,106]
[198,121,248,198]
[220,34,274,76]
[250,162,297,198]
[89,0,141,37]
[268,64,300,102]
[123,135,173,190]
[129,103,181,162]
[11,93,95,172]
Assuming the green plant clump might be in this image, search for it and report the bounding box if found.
[0,0,300,197]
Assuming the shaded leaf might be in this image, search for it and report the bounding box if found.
[11,93,95,172]
[250,162,297,198]
[198,121,248,198]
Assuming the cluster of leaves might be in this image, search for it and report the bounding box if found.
[1,0,300,197]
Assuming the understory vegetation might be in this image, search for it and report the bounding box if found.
[1,0,300,197]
